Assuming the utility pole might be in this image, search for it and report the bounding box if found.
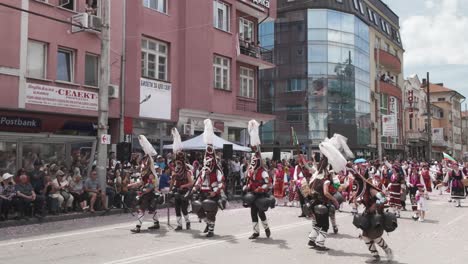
[97,0,111,190]
[376,46,383,161]
[426,72,432,162]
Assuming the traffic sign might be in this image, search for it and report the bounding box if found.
[101,134,111,145]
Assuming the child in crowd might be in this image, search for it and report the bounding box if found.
[415,184,428,222]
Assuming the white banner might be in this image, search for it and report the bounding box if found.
[432,128,444,142]
[389,96,398,116]
[382,115,397,137]
[25,83,98,111]
[139,78,171,120]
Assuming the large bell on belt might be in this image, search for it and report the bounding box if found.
[383,211,398,232]
[313,204,329,215]
[333,192,344,205]
[254,197,271,212]
[191,200,202,214]
[268,196,276,209]
[242,192,255,207]
[202,199,218,212]
[353,214,370,230]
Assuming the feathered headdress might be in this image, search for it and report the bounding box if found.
[325,134,355,159]
[248,120,261,148]
[172,128,183,154]
[319,141,347,173]
[203,119,215,145]
[138,135,157,157]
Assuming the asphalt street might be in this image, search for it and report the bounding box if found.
[1,193,467,264]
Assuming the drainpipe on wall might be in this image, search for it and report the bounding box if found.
[119,0,127,142]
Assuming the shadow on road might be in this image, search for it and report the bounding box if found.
[251,237,290,249]
[330,233,360,240]
[327,249,408,264]
[184,229,240,244]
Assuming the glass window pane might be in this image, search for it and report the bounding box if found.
[328,46,341,63]
[57,50,72,82]
[327,10,341,31]
[85,54,98,86]
[328,30,341,42]
[308,45,327,62]
[308,63,327,75]
[307,29,327,41]
[307,9,327,29]
[341,14,354,33]
[27,41,45,78]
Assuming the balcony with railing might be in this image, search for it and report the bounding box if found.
[406,131,429,143]
[376,49,401,73]
[236,0,274,20]
[237,39,275,69]
[236,96,257,112]
[378,80,402,99]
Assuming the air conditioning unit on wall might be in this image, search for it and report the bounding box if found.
[71,13,102,34]
[108,85,119,99]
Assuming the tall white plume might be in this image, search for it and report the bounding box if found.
[138,135,157,157]
[248,120,261,147]
[172,128,183,153]
[203,119,215,145]
[331,133,355,159]
[319,141,347,173]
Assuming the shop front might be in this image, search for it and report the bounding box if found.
[0,111,98,176]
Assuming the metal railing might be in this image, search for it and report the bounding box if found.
[239,39,273,63]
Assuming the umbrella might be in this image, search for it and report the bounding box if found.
[443,152,456,162]
[354,158,366,164]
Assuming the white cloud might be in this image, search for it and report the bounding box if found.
[401,0,468,67]
[424,0,434,9]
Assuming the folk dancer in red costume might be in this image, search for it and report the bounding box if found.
[387,165,403,218]
[273,163,287,206]
[243,120,274,239]
[130,135,160,233]
[352,169,396,262]
[408,165,422,220]
[169,128,193,231]
[294,154,315,217]
[447,162,466,207]
[420,164,433,194]
[192,119,226,237]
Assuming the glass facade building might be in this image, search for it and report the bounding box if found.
[260,8,371,150]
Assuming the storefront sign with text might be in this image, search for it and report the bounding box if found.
[0,115,41,129]
[252,0,270,8]
[25,83,98,111]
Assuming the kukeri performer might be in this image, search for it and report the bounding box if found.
[130,135,160,233]
[242,120,274,239]
[191,119,226,238]
[294,154,315,217]
[169,128,193,231]
[306,137,347,250]
[352,170,396,262]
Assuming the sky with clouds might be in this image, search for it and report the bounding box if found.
[382,0,468,104]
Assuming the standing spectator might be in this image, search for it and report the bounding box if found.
[108,152,117,170]
[70,174,86,211]
[156,155,167,170]
[230,158,241,192]
[84,170,107,212]
[29,160,46,209]
[53,170,74,213]
[106,168,117,209]
[14,173,44,218]
[0,173,16,221]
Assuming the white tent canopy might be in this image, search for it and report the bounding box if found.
[163,133,251,152]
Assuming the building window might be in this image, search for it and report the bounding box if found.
[384,42,390,52]
[286,105,303,122]
[438,97,446,101]
[372,12,378,25]
[143,0,167,13]
[85,53,99,87]
[385,22,391,35]
[213,55,230,90]
[287,79,305,92]
[57,48,74,82]
[409,116,413,130]
[59,0,75,11]
[336,0,343,3]
[352,0,359,10]
[239,18,254,41]
[375,37,380,49]
[240,67,254,98]
[358,1,365,15]
[141,38,168,81]
[27,40,47,79]
[367,8,373,22]
[213,0,230,32]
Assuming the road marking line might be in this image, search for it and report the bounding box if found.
[447,213,467,226]
[103,221,310,264]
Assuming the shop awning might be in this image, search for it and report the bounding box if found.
[163,133,251,152]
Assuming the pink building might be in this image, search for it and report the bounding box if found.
[0,0,275,172]
[124,0,276,151]
[0,0,123,172]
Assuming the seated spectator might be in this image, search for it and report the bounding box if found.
[13,172,44,219]
[158,167,171,193]
[70,174,86,211]
[29,160,46,206]
[53,170,73,213]
[0,173,16,221]
[84,170,107,212]
[106,168,117,209]
[120,170,133,208]
[44,175,60,215]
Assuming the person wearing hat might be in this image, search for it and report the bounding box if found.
[0,173,16,221]
[53,170,74,213]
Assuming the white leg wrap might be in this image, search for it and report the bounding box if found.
[315,230,327,248]
[261,220,269,230]
[183,214,190,223]
[176,216,182,226]
[375,237,388,250]
[363,236,378,256]
[137,211,145,226]
[252,222,260,234]
[152,211,159,222]
[308,226,320,241]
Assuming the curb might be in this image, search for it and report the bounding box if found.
[0,196,244,228]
